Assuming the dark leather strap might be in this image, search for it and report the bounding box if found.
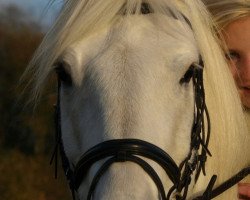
[193,167,250,200]
[50,79,76,199]
[87,154,168,200]
[74,139,180,190]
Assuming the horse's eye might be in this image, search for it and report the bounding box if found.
[179,65,195,84]
[55,64,72,86]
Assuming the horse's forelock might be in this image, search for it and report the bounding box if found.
[25,0,189,98]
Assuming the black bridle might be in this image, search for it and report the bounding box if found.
[51,58,250,200]
[51,59,200,199]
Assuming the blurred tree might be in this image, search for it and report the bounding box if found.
[0,4,71,200]
[0,4,43,154]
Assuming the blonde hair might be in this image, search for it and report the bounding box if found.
[202,0,250,30]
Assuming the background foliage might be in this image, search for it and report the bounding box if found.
[0,5,71,200]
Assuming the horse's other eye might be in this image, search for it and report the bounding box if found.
[180,65,195,84]
[55,64,72,86]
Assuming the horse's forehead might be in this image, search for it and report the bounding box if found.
[96,18,198,73]
[68,14,196,55]
[111,15,198,61]
[61,14,198,85]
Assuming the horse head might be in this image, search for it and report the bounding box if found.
[26,1,250,199]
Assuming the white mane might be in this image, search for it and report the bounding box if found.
[25,0,250,199]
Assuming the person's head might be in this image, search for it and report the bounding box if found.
[203,0,250,108]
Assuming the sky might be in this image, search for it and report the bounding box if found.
[0,0,63,28]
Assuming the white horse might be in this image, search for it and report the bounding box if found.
[25,0,250,199]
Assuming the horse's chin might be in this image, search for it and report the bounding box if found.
[78,162,167,200]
